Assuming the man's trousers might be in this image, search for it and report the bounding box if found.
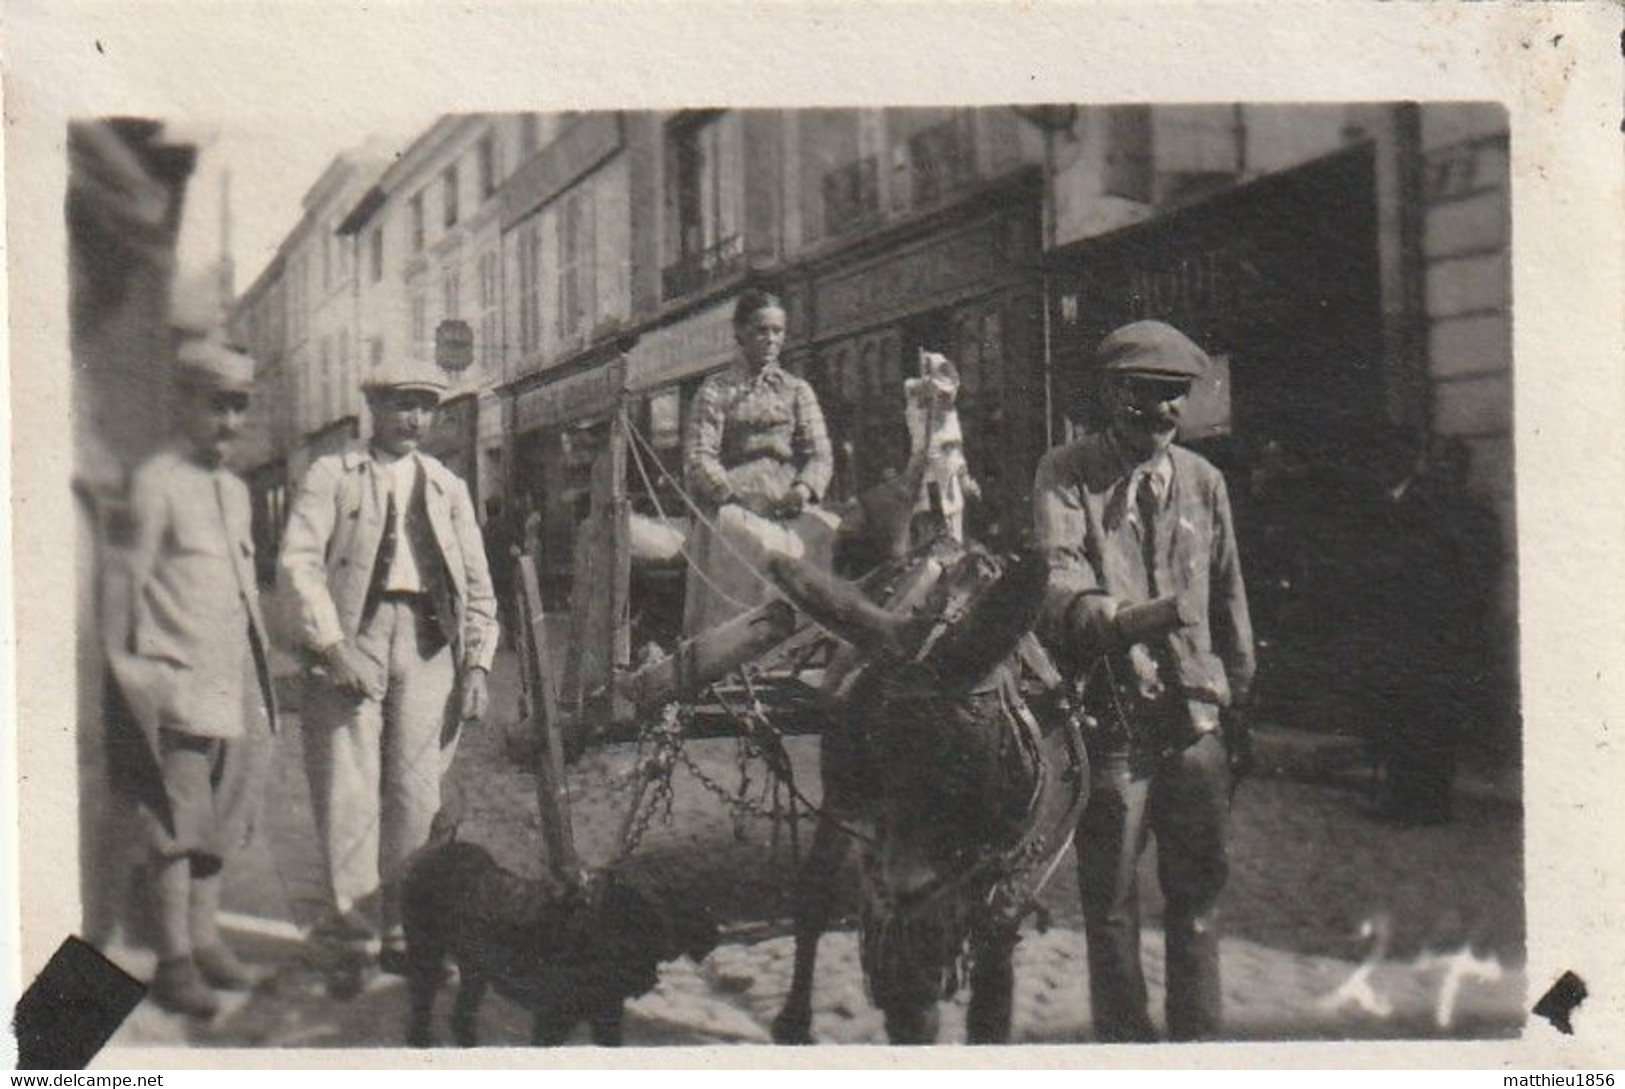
[301,597,458,954]
[1077,731,1231,1042]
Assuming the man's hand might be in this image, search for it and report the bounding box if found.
[460,667,490,724]
[1069,594,1122,658]
[322,641,383,701]
[774,482,813,521]
[1125,643,1166,701]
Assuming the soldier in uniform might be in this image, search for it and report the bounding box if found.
[109,340,278,1017]
[1032,320,1255,1041]
[279,357,498,993]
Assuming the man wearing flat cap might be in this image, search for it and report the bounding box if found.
[107,339,278,1017]
[279,356,498,991]
[1032,320,1255,1041]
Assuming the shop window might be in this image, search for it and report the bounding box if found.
[517,220,543,356]
[410,191,426,252]
[478,131,498,199]
[442,164,460,229]
[662,111,745,299]
[1104,105,1155,203]
[558,188,596,339]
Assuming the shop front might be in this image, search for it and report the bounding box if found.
[789,182,1045,547]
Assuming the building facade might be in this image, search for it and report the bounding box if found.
[226,254,289,584]
[237,105,1516,745]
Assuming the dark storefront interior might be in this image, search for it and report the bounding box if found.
[1048,144,1504,748]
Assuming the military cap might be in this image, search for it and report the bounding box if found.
[175,338,255,393]
[1096,320,1209,380]
[360,356,449,400]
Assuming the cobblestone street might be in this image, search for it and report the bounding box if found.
[106,651,1526,1050]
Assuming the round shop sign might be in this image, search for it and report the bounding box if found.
[435,319,475,372]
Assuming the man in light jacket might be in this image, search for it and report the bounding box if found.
[279,356,498,992]
[1033,320,1255,1042]
[108,340,278,1017]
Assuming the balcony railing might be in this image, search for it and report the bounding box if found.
[661,232,745,300]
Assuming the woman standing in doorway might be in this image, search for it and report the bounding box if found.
[682,288,836,637]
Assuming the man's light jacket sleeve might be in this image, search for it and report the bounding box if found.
[278,457,347,653]
[1208,472,1257,704]
[448,472,501,673]
[1032,445,1121,649]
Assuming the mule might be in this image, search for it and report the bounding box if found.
[765,541,1088,1044]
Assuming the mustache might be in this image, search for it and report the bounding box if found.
[1121,406,1178,429]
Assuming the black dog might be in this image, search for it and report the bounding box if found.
[402,841,719,1047]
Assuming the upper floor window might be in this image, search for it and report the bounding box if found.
[517,220,542,357]
[558,188,596,338]
[479,249,500,369]
[799,109,879,247]
[662,111,744,300]
[410,191,426,253]
[442,164,460,229]
[478,132,498,200]
[410,293,427,351]
[369,227,384,283]
[888,108,975,210]
[1103,105,1154,203]
[442,266,461,320]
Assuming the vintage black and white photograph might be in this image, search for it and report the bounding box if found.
[10,1,1625,1069]
[61,100,1529,1049]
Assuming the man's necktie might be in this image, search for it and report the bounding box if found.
[1136,472,1161,597]
[378,489,400,579]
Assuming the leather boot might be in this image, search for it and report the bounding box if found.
[193,942,266,991]
[151,956,220,1018]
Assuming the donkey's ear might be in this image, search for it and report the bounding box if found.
[766,554,912,656]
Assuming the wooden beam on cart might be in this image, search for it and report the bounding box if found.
[516,553,580,882]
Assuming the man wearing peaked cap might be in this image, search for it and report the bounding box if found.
[176,337,258,392]
[105,336,278,1017]
[1095,319,1212,381]
[358,355,451,399]
[279,353,497,994]
[1032,319,1254,1041]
